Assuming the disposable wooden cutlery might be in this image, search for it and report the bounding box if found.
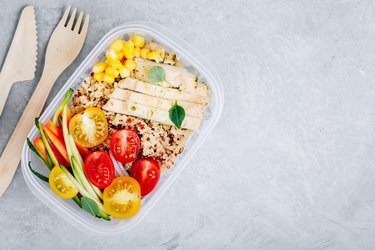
[0,6,89,197]
[0,6,37,116]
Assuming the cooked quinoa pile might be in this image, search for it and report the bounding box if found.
[70,76,191,171]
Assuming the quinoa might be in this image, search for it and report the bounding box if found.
[70,76,191,171]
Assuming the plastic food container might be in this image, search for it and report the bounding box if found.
[21,21,224,235]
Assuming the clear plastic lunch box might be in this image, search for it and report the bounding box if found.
[21,21,224,235]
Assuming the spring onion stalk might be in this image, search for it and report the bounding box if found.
[72,196,82,208]
[62,106,73,160]
[68,136,103,199]
[71,156,100,203]
[35,118,59,168]
[52,88,73,125]
[28,162,49,182]
[60,165,107,213]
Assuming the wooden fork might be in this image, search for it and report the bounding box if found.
[0,6,89,197]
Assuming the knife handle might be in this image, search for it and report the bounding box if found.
[0,71,58,197]
[0,74,15,117]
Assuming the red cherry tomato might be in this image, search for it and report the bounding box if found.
[110,129,140,164]
[84,151,114,189]
[131,159,160,196]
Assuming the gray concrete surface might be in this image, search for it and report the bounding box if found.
[1,0,375,249]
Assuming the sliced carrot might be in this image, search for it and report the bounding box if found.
[76,144,92,160]
[47,119,64,142]
[50,143,70,167]
[42,124,70,166]
[34,137,48,162]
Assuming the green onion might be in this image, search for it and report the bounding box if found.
[52,88,73,125]
[28,162,49,182]
[35,118,58,168]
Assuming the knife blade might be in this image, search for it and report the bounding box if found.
[0,5,37,116]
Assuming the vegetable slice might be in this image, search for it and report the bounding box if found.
[42,124,70,166]
[35,118,59,168]
[28,162,49,183]
[33,137,48,162]
[52,88,73,125]
[47,119,64,142]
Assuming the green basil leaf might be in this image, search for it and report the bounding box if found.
[148,66,165,82]
[169,102,185,129]
[81,197,99,217]
[28,162,49,183]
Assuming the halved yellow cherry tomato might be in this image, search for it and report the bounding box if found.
[103,176,141,219]
[49,166,78,199]
[69,107,108,148]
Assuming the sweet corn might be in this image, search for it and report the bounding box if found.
[125,59,136,71]
[134,47,141,57]
[103,74,115,84]
[93,72,105,82]
[147,51,161,61]
[92,62,106,73]
[117,51,124,61]
[110,39,124,52]
[104,58,111,66]
[110,59,123,69]
[123,40,135,58]
[106,48,118,60]
[119,67,130,78]
[140,48,150,59]
[130,35,145,47]
[105,67,119,78]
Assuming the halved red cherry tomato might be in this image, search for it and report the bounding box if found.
[84,151,114,189]
[131,159,160,196]
[110,129,140,164]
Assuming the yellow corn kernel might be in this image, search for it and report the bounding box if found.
[147,51,161,61]
[117,51,124,61]
[122,40,135,58]
[140,48,150,59]
[134,47,141,57]
[92,62,106,73]
[103,74,115,84]
[93,72,105,82]
[106,48,118,60]
[119,67,130,78]
[110,39,124,52]
[125,59,136,71]
[110,59,123,69]
[130,35,145,47]
[105,67,119,78]
[104,58,111,66]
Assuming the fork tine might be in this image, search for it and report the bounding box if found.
[80,15,90,35]
[74,11,83,33]
[66,8,77,29]
[60,5,71,26]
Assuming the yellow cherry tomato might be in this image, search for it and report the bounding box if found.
[103,176,141,219]
[69,107,109,148]
[49,166,78,199]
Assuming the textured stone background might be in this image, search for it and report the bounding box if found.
[1,0,375,249]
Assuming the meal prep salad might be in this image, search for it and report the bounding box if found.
[27,35,209,220]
